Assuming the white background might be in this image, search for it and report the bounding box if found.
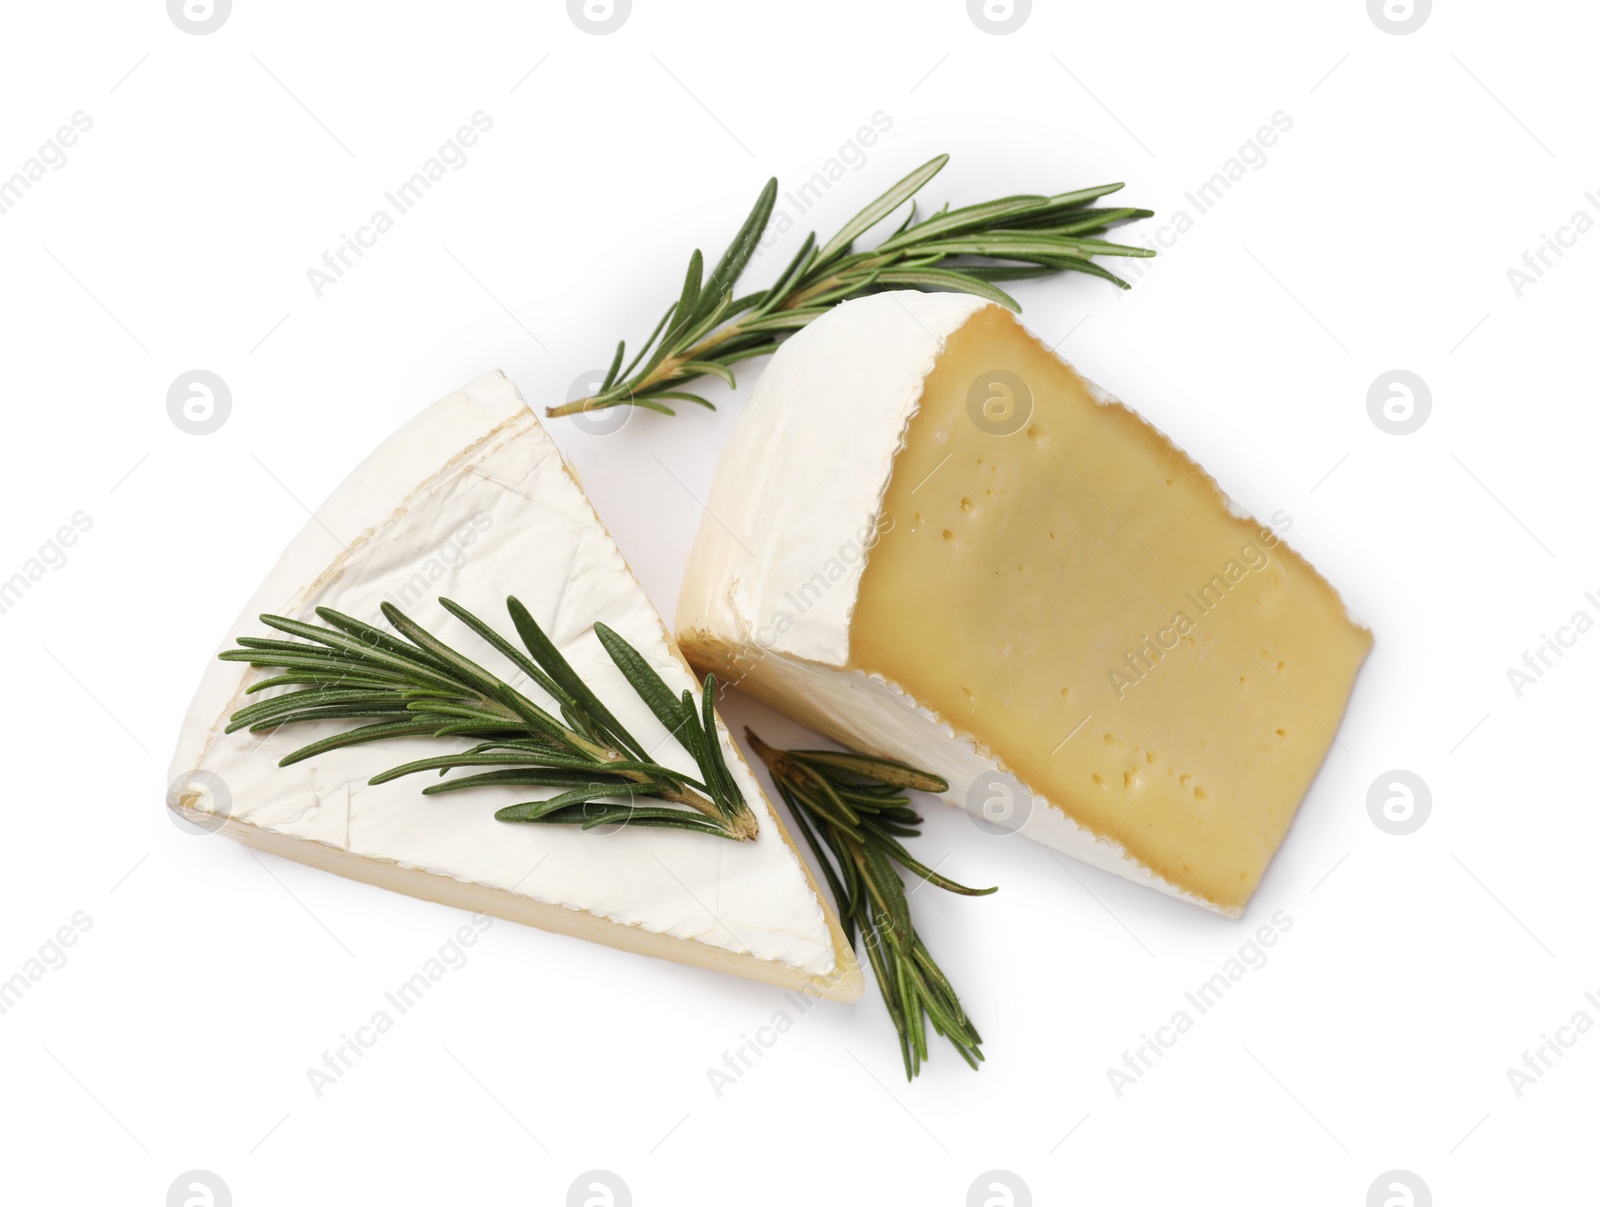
[1,1,1594,1203]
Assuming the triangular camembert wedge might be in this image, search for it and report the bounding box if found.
[169,371,862,1001]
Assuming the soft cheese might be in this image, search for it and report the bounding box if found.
[677,293,1371,915]
[169,371,861,999]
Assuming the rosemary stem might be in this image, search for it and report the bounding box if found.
[223,600,758,841]
[545,155,1149,420]
[480,684,750,833]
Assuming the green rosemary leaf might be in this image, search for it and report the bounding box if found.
[259,613,460,694]
[790,762,863,833]
[670,248,704,342]
[592,626,755,839]
[233,636,335,654]
[868,820,923,840]
[616,305,676,383]
[493,781,675,821]
[1030,181,1130,211]
[788,272,884,310]
[716,341,782,366]
[674,689,710,770]
[593,622,691,744]
[437,597,566,709]
[950,264,1065,284]
[786,749,948,793]
[427,722,530,740]
[887,200,918,239]
[908,234,1108,259]
[600,339,626,391]
[862,928,903,1039]
[559,700,600,745]
[643,391,715,410]
[420,769,640,795]
[314,607,458,676]
[871,269,1020,310]
[370,750,685,786]
[734,308,831,334]
[748,728,988,1078]
[912,942,975,1029]
[888,931,922,1074]
[226,688,412,731]
[577,802,732,830]
[834,787,910,812]
[700,177,777,317]
[1018,206,1153,235]
[678,360,737,388]
[548,155,1150,422]
[245,705,418,733]
[759,231,818,315]
[244,673,406,695]
[904,963,968,1051]
[1051,257,1136,289]
[630,397,681,417]
[777,782,854,949]
[674,289,737,353]
[698,675,741,815]
[839,827,866,921]
[612,814,735,834]
[504,599,646,760]
[875,194,1050,250]
[222,600,758,840]
[861,820,997,896]
[380,604,520,700]
[861,841,912,942]
[276,719,445,766]
[529,805,735,836]
[814,153,949,265]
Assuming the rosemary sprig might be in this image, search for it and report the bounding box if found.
[747,730,994,1078]
[218,598,758,840]
[548,153,1152,419]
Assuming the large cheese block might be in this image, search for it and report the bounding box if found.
[677,293,1371,915]
[168,371,861,1000]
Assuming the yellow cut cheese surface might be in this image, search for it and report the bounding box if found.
[848,306,1371,909]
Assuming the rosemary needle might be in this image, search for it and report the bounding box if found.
[747,729,995,1078]
[219,597,758,840]
[548,153,1152,420]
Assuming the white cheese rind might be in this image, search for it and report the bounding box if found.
[677,291,988,666]
[676,293,1232,916]
[170,371,860,990]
